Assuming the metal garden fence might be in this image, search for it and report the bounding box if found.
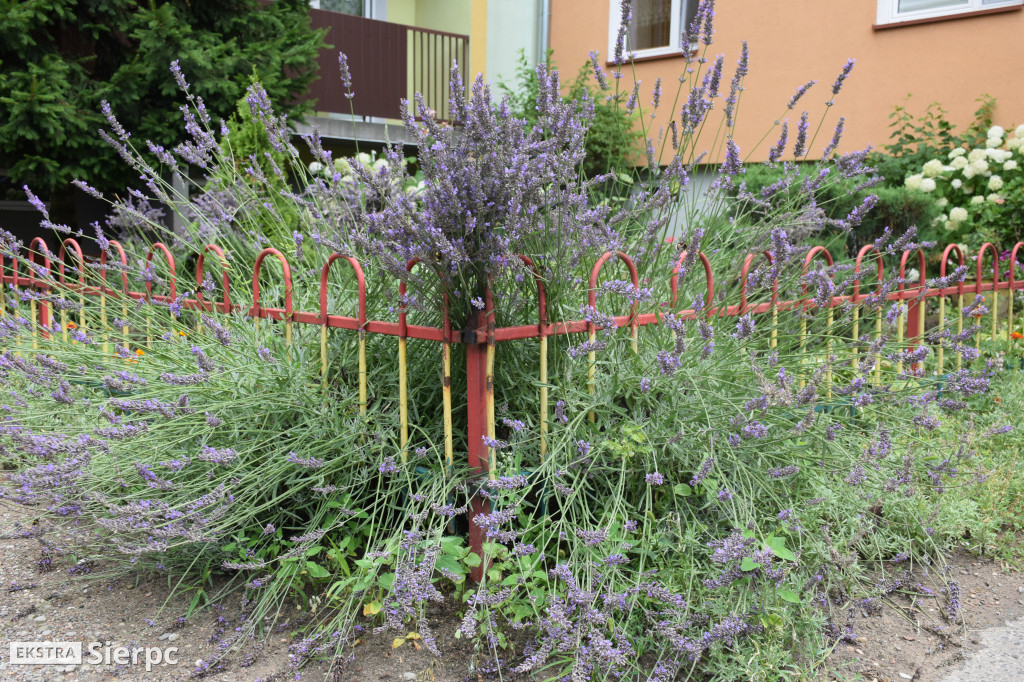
[4,237,1024,581]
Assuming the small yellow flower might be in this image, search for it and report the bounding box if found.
[178,331,187,337]
[135,349,145,356]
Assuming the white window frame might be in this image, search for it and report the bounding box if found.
[876,0,1022,25]
[608,0,685,61]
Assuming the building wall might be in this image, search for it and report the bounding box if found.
[486,0,541,86]
[549,0,1024,165]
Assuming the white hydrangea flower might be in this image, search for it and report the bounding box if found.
[949,147,967,159]
[334,157,352,174]
[971,195,985,204]
[933,213,947,225]
[988,175,1004,191]
[944,220,957,231]
[951,178,963,189]
[987,148,1011,163]
[963,165,977,180]
[1005,160,1018,171]
[308,161,323,175]
[986,193,1003,203]
[356,152,373,166]
[949,207,968,222]
[936,197,949,207]
[372,158,389,172]
[950,156,968,170]
[904,174,923,190]
[971,158,989,173]
[922,159,945,177]
[986,137,1002,149]
[968,148,987,163]
[988,125,1005,139]
[1016,124,1024,138]
[920,178,937,192]
[905,268,920,281]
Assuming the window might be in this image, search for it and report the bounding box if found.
[608,0,698,60]
[876,0,1022,25]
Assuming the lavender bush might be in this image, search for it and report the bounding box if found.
[1,1,1014,678]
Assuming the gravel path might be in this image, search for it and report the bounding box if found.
[940,616,1024,681]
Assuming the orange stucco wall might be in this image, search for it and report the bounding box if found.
[549,1,1024,165]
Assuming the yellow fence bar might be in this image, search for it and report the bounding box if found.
[937,296,946,375]
[398,335,408,462]
[442,339,452,469]
[485,338,496,482]
[539,334,548,460]
[359,330,368,417]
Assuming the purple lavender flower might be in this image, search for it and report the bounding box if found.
[645,471,664,486]
[829,59,856,100]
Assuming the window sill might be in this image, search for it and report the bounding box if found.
[605,46,695,66]
[874,4,1022,30]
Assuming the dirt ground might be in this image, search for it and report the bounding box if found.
[4,494,1024,682]
[823,550,1024,682]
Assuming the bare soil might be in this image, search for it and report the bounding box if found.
[826,550,1024,682]
[4,491,1024,681]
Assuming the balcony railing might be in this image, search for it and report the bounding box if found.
[308,10,469,123]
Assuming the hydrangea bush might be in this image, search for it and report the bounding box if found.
[0,1,1012,679]
[905,124,1024,250]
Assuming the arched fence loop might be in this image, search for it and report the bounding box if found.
[517,255,549,459]
[899,248,928,375]
[3,238,1024,582]
[800,247,835,391]
[101,241,130,344]
[318,253,367,412]
[1009,242,1024,348]
[853,245,886,383]
[738,251,779,349]
[145,243,178,348]
[938,244,966,373]
[195,244,231,316]
[587,251,641,421]
[58,238,88,344]
[250,247,294,347]
[27,238,51,345]
[975,242,1001,352]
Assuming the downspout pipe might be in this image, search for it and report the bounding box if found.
[537,0,550,65]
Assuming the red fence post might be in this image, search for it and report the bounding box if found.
[465,308,491,583]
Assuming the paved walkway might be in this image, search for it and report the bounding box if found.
[941,617,1024,681]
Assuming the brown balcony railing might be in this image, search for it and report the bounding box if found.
[308,10,469,123]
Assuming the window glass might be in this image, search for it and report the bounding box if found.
[897,0,967,12]
[321,0,363,15]
[629,0,673,50]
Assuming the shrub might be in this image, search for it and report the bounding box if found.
[903,124,1024,250]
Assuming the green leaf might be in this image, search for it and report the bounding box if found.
[220,543,236,553]
[435,554,467,577]
[740,557,760,572]
[778,588,801,604]
[378,572,395,590]
[766,536,797,562]
[305,561,330,579]
[305,545,323,557]
[673,483,692,497]
[463,552,483,568]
